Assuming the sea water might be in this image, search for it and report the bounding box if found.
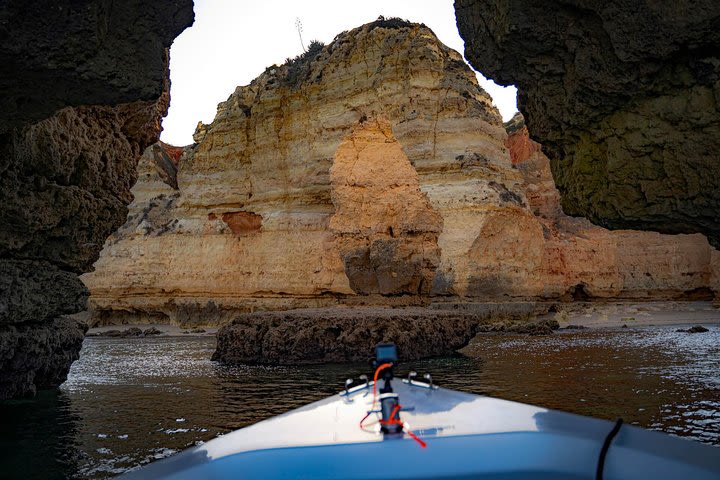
[0,325,718,479]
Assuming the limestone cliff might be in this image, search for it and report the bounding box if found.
[84,20,719,327]
[0,1,193,398]
[83,19,526,324]
[505,113,719,299]
[455,0,720,247]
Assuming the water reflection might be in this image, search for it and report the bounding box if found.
[0,390,83,480]
[0,325,717,479]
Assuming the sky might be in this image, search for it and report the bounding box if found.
[161,0,518,146]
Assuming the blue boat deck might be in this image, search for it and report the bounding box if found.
[119,379,720,479]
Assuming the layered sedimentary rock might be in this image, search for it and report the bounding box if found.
[504,114,719,299]
[85,20,720,336]
[455,0,720,247]
[0,1,193,398]
[84,19,526,323]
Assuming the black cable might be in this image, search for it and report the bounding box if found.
[596,418,623,480]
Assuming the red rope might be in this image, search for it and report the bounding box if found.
[359,363,427,448]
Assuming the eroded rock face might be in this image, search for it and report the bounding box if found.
[0,1,193,398]
[83,20,521,321]
[455,0,720,247]
[504,114,719,299]
[85,20,720,332]
[0,0,194,132]
[330,118,443,294]
[212,305,538,364]
[0,317,88,398]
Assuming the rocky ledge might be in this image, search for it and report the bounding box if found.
[213,304,542,364]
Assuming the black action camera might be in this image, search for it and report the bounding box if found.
[375,343,398,365]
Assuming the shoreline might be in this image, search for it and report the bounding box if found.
[546,300,720,329]
[83,301,720,338]
[86,323,219,337]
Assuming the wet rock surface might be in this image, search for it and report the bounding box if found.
[0,317,87,398]
[455,0,720,247]
[676,325,710,333]
[89,327,163,338]
[213,305,540,364]
[475,318,560,336]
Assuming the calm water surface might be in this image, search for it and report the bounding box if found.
[1,325,718,479]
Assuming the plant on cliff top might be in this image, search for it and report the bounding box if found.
[282,40,325,89]
[366,16,419,31]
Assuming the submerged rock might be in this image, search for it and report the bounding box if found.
[676,325,709,333]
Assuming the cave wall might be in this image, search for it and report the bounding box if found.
[0,0,193,399]
[455,0,720,247]
[0,0,193,132]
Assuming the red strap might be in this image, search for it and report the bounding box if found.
[406,429,427,448]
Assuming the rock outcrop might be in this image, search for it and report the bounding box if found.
[83,19,526,323]
[455,0,720,247]
[212,304,540,364]
[84,20,720,335]
[0,0,194,132]
[504,114,719,299]
[0,1,193,398]
[330,118,443,295]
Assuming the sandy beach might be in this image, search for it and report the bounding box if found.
[545,300,720,329]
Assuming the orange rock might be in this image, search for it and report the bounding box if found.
[330,117,442,294]
[506,113,720,299]
[220,212,262,236]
